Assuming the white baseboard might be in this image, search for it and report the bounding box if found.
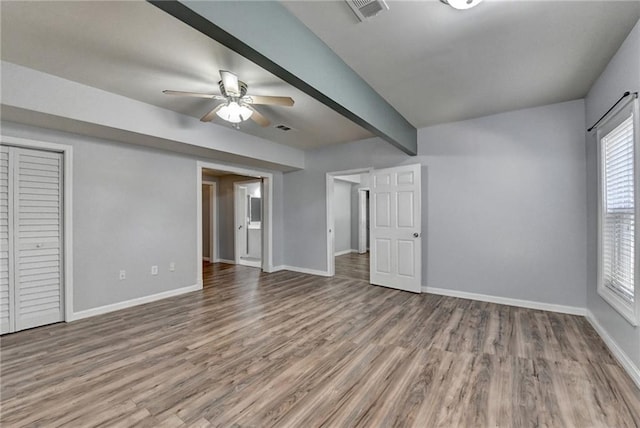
[334,249,358,256]
[202,257,210,262]
[274,265,331,277]
[214,258,235,264]
[68,283,202,321]
[239,260,262,268]
[422,286,586,316]
[586,310,640,390]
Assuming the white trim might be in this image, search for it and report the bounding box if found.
[203,257,210,262]
[586,310,640,390]
[196,165,203,288]
[275,265,332,277]
[234,182,247,265]
[422,286,586,316]
[358,188,370,254]
[203,180,217,263]
[234,179,262,268]
[326,168,372,277]
[334,249,358,256]
[215,258,236,264]
[238,259,261,268]
[1,136,74,322]
[196,161,274,286]
[595,97,640,326]
[68,283,201,321]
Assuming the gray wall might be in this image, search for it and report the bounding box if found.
[284,140,406,270]
[283,99,587,308]
[201,176,220,261]
[2,122,198,312]
[333,179,353,254]
[418,100,586,307]
[350,175,370,251]
[202,184,211,259]
[2,121,285,313]
[585,20,640,368]
[350,184,359,251]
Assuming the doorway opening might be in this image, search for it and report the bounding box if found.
[326,168,371,281]
[327,164,423,293]
[197,161,273,288]
[234,179,263,268]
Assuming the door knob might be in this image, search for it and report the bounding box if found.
[413,233,420,238]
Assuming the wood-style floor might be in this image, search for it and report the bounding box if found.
[1,261,639,427]
[335,252,369,282]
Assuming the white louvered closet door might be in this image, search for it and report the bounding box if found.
[0,146,11,334]
[10,147,64,332]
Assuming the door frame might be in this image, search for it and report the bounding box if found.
[234,179,262,268]
[326,168,372,277]
[197,161,273,286]
[1,135,74,322]
[202,181,217,262]
[358,188,370,254]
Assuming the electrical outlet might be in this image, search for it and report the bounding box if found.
[119,270,126,280]
[151,265,158,275]
[169,262,175,272]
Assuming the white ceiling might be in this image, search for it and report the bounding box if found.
[283,0,640,127]
[0,1,372,150]
[1,1,639,150]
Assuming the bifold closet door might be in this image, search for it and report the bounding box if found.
[14,147,64,331]
[0,146,11,334]
[0,145,64,333]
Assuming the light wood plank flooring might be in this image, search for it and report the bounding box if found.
[1,262,639,427]
[335,252,369,282]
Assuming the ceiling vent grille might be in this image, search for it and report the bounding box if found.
[275,124,292,132]
[346,0,389,22]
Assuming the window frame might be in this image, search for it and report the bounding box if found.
[597,96,640,326]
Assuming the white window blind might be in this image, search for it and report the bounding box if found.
[602,114,635,302]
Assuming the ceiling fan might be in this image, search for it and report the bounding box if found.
[163,70,294,129]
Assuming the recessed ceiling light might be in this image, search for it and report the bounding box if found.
[440,0,483,10]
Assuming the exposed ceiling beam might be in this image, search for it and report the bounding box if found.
[149,0,417,156]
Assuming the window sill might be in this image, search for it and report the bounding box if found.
[597,284,639,326]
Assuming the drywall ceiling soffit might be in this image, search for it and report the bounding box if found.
[150,1,417,155]
[0,1,373,151]
[335,174,362,184]
[283,0,640,128]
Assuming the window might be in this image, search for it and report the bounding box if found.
[598,97,640,325]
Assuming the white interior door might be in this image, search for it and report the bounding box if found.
[234,185,247,263]
[370,164,421,293]
[0,146,12,334]
[14,147,64,331]
[1,146,64,334]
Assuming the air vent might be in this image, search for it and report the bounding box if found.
[346,0,389,22]
[275,124,292,132]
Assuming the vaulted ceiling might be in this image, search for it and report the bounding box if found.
[2,1,639,151]
[283,0,640,127]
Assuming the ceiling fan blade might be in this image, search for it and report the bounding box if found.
[220,70,240,96]
[200,104,224,122]
[243,95,294,107]
[247,105,270,127]
[163,90,224,100]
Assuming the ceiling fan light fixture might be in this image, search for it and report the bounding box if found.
[216,101,253,123]
[441,0,483,10]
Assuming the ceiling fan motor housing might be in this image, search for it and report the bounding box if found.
[219,80,248,98]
